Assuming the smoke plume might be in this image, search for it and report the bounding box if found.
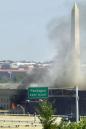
[47,2,86,89]
[18,1,86,89]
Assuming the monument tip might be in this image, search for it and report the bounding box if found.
[74,2,78,9]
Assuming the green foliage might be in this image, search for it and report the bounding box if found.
[37,100,58,129]
[57,119,86,129]
[37,101,86,129]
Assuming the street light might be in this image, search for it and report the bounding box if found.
[75,86,79,123]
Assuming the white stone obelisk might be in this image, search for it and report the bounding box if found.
[71,2,80,87]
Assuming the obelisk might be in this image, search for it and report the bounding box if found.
[71,2,80,87]
[71,2,80,54]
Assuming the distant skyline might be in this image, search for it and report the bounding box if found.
[0,0,84,61]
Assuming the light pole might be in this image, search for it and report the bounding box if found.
[8,71,12,79]
[75,86,79,123]
[25,100,30,114]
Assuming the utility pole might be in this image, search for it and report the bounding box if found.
[76,86,79,123]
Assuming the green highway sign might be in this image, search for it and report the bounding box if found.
[28,87,48,99]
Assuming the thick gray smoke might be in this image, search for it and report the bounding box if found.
[19,1,86,89]
[47,2,86,89]
[47,20,71,87]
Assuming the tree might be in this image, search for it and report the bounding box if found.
[37,100,58,129]
[37,100,86,129]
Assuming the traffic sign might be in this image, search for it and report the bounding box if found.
[28,87,48,99]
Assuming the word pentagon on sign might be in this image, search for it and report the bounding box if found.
[28,87,48,99]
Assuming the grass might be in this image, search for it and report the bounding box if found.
[0,114,61,129]
[0,114,42,129]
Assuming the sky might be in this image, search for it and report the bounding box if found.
[0,0,84,62]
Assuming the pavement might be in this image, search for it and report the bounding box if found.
[0,114,61,129]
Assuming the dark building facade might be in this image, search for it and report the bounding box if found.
[22,88,86,116]
[0,88,86,116]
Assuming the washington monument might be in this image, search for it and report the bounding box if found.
[71,3,80,55]
[70,2,80,87]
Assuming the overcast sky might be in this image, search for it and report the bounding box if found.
[0,0,84,62]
